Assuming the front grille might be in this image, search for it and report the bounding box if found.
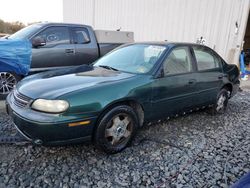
[13,90,31,108]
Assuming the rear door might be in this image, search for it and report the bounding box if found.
[31,26,75,71]
[150,46,197,120]
[191,46,224,106]
[71,27,99,65]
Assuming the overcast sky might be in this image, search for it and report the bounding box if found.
[0,0,63,24]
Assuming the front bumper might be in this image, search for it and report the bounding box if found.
[6,93,97,145]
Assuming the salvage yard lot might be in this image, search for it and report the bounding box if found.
[0,90,250,187]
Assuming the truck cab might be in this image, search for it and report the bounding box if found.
[9,23,102,73]
[0,23,133,98]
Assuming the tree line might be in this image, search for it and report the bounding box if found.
[0,19,25,34]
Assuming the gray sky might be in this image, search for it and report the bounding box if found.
[0,0,63,24]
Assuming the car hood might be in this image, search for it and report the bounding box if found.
[17,65,136,99]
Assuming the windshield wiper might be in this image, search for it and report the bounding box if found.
[98,65,119,71]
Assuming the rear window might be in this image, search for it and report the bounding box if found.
[72,27,90,44]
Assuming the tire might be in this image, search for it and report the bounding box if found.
[0,72,21,100]
[94,105,139,154]
[210,88,229,115]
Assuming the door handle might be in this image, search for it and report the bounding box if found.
[65,49,75,54]
[188,79,196,84]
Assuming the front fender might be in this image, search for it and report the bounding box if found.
[60,75,152,117]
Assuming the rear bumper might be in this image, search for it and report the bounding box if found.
[6,93,97,145]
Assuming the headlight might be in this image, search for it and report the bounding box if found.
[31,99,69,113]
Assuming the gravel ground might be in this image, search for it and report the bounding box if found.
[0,90,250,188]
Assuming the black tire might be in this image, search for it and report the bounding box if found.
[210,88,229,115]
[94,105,139,154]
[0,72,21,100]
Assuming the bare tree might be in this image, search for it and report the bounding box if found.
[0,19,25,34]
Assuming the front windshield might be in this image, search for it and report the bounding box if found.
[9,24,43,40]
[94,44,166,74]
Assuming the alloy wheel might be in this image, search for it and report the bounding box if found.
[0,72,17,95]
[105,113,133,146]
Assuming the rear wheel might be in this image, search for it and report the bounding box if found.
[0,72,20,99]
[210,88,229,115]
[94,105,139,154]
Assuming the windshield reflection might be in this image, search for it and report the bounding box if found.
[94,44,166,74]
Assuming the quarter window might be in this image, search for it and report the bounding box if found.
[34,27,70,46]
[163,47,192,75]
[72,28,90,44]
[193,47,220,71]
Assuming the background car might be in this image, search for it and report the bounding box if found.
[0,22,133,98]
[6,42,240,153]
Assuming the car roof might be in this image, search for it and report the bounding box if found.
[33,22,91,28]
[133,41,206,48]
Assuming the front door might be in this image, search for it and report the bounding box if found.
[31,26,75,72]
[150,46,197,120]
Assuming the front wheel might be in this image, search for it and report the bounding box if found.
[210,88,229,115]
[94,105,139,154]
[0,72,21,99]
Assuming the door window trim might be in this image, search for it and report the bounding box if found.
[191,45,223,72]
[160,45,195,78]
[31,26,72,47]
[70,27,91,44]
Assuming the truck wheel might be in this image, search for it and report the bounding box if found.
[0,72,20,99]
[94,105,139,154]
[210,88,229,115]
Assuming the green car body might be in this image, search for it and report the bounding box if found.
[6,42,240,149]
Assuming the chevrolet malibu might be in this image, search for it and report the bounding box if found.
[6,42,240,153]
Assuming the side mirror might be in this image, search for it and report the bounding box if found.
[32,37,46,48]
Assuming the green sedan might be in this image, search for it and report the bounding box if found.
[6,42,240,153]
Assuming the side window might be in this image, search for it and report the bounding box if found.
[72,27,90,44]
[34,27,70,46]
[163,47,192,75]
[193,47,220,71]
